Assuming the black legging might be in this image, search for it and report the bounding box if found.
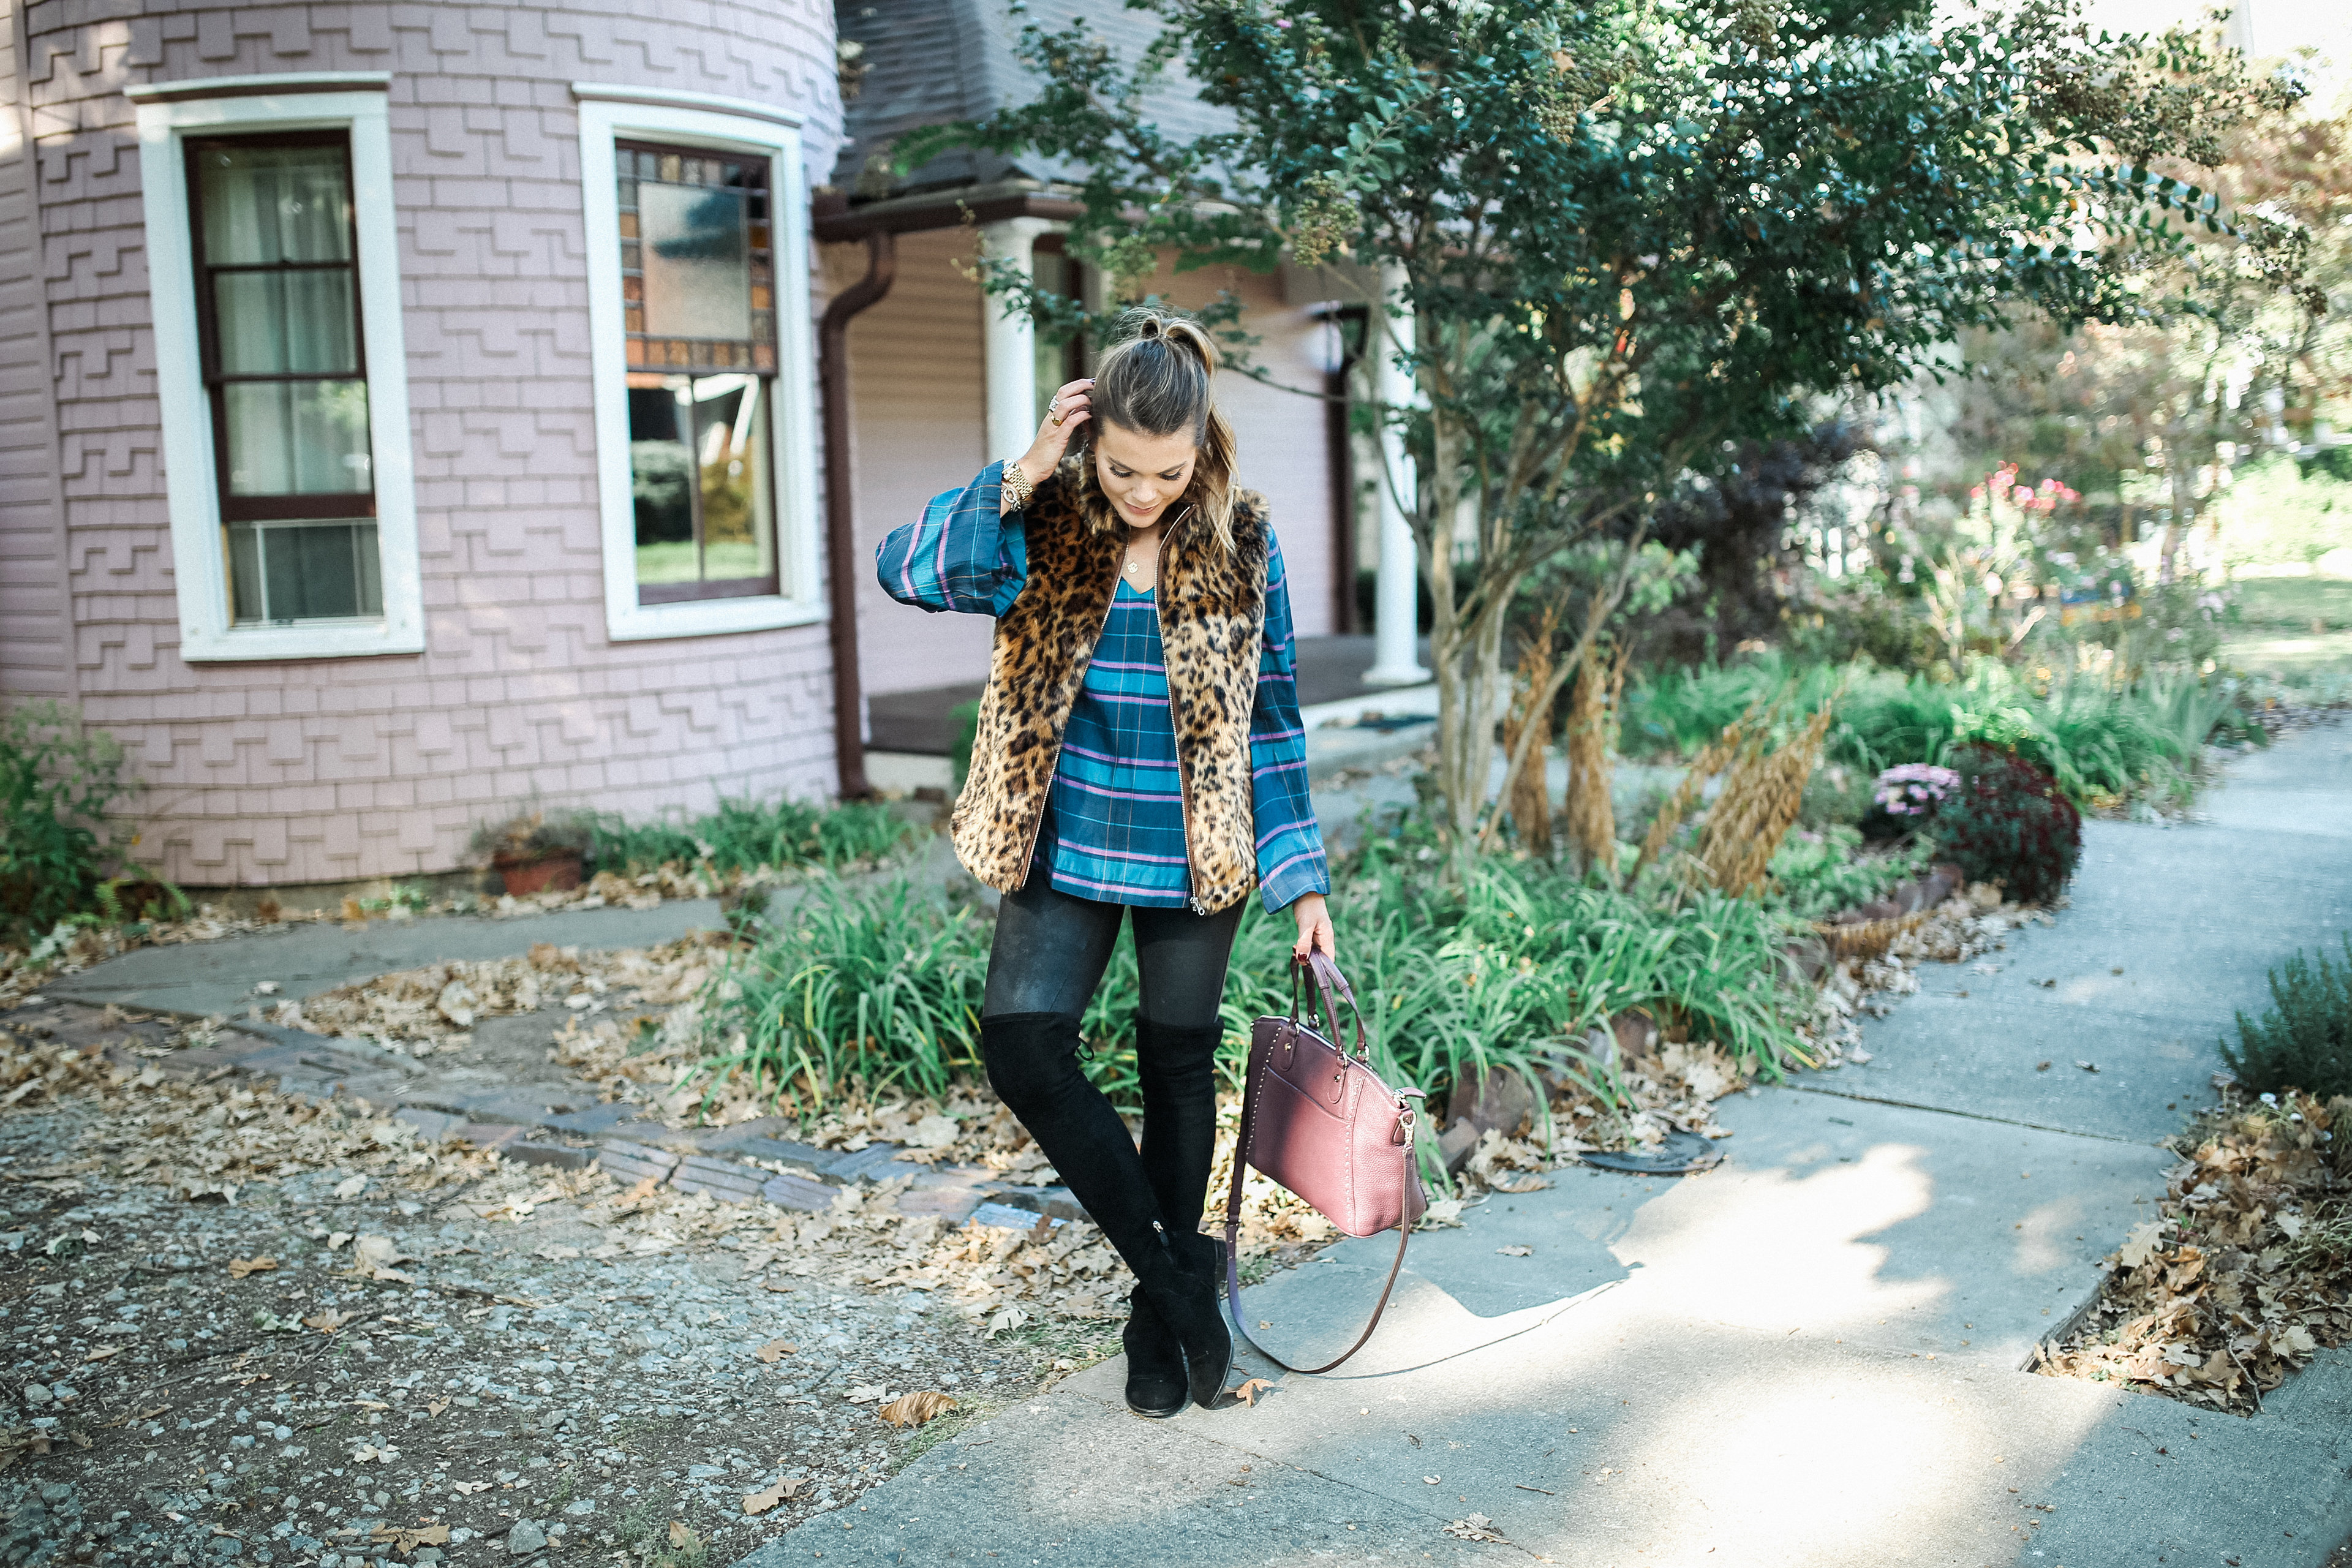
[980,872,1242,1272]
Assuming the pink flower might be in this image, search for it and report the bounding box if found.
[1872,763,1960,816]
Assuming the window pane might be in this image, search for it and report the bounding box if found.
[629,373,776,595]
[629,378,696,584]
[214,270,360,376]
[227,523,263,625]
[198,143,353,266]
[225,521,382,624]
[696,375,772,582]
[224,380,372,494]
[638,182,752,342]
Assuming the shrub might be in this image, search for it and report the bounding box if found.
[1927,745,2082,905]
[695,816,1815,1125]
[1,701,138,940]
[2222,938,2352,1100]
[1630,653,2242,809]
[589,796,914,876]
[705,877,992,1110]
[1765,826,1931,922]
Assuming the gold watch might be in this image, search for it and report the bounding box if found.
[1000,461,1036,512]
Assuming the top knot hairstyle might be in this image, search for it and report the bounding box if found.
[1069,308,1241,553]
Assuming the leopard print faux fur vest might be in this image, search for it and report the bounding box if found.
[949,473,1270,914]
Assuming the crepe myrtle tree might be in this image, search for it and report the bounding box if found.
[911,0,2303,869]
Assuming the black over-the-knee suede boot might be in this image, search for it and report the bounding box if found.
[1122,1019,1228,1414]
[982,1011,1231,1410]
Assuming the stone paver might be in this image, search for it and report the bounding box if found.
[731,723,2352,1567]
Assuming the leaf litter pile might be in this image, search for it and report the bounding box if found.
[0,1006,1153,1568]
[2037,1088,2352,1414]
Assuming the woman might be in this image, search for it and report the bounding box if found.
[876,311,1335,1417]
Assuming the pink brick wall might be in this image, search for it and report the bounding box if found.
[10,0,849,888]
[1,7,69,703]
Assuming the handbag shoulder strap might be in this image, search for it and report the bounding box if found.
[1219,1040,1415,1378]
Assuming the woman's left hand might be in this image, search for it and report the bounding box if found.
[1291,892,1335,964]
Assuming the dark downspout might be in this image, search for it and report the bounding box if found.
[1324,306,1368,635]
[819,227,897,801]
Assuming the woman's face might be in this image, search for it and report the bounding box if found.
[1093,421,1198,530]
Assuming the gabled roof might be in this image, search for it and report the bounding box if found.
[832,0,1233,199]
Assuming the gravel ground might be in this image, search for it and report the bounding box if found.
[0,1011,1119,1568]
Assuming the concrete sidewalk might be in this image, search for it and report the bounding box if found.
[731,723,2352,1568]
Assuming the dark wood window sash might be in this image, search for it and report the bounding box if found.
[186,129,377,535]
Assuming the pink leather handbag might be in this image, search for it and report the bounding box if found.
[1221,951,1427,1373]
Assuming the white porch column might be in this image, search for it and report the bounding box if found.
[1364,268,1429,687]
[980,217,1053,462]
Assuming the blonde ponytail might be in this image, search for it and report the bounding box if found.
[1068,308,1238,552]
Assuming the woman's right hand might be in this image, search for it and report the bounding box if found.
[1011,378,1095,491]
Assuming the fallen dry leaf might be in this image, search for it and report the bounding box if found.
[755,1340,797,1364]
[83,1346,121,1363]
[668,1522,704,1554]
[843,1384,890,1405]
[876,1390,957,1429]
[227,1256,277,1279]
[1446,1514,1509,1544]
[350,1234,415,1284]
[370,1524,450,1555]
[742,1477,811,1516]
[2117,1221,2165,1269]
[1233,1378,1274,1408]
[334,1175,368,1200]
[426,1400,449,1417]
[451,1480,491,1495]
[304,1309,355,1333]
[1495,1245,1532,1257]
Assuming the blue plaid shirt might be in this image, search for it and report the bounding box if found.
[876,462,1330,914]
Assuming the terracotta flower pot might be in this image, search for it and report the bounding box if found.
[493,848,583,896]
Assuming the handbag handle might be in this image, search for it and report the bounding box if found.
[1287,951,1370,1059]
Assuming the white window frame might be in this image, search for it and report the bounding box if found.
[573,84,821,642]
[129,74,423,662]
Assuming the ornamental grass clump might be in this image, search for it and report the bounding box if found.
[705,878,992,1112]
[1927,745,2082,905]
[2223,938,2352,1101]
[1695,703,1836,897]
[589,795,914,878]
[693,822,1814,1128]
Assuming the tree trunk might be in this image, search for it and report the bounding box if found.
[1421,339,1487,877]
[2160,451,2193,586]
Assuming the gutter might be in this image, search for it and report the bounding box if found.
[818,227,899,801]
[813,182,1081,243]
